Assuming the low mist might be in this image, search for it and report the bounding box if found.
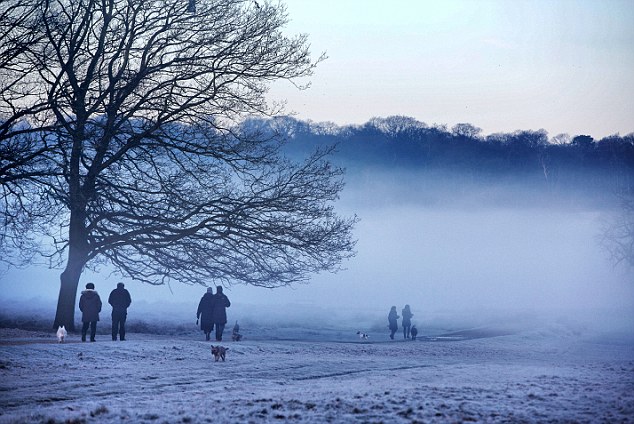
[1,168,633,337]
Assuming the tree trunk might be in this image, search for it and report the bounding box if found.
[53,265,83,331]
[52,208,89,331]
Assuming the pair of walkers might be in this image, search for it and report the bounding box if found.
[197,286,231,341]
[78,282,131,342]
[388,304,415,340]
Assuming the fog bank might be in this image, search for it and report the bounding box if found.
[1,171,633,336]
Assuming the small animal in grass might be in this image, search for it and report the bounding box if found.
[211,345,228,362]
[56,326,67,343]
[356,331,369,340]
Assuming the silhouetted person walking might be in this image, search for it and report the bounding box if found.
[197,287,215,341]
[212,286,231,341]
[79,283,102,342]
[388,306,399,340]
[108,282,132,341]
[401,304,413,339]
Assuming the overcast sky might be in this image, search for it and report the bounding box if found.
[269,0,634,139]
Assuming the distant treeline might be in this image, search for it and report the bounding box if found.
[241,115,634,203]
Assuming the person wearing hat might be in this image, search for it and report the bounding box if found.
[79,282,103,342]
[197,287,215,341]
[108,282,132,341]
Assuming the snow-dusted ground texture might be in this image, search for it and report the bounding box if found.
[1,324,633,423]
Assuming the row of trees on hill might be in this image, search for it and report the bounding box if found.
[243,115,634,195]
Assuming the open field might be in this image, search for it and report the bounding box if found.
[1,324,633,423]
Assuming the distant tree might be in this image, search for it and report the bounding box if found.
[0,0,355,331]
[451,123,482,139]
[308,120,345,137]
[368,116,427,138]
[551,133,571,145]
[268,116,311,139]
[513,129,549,149]
[501,129,548,170]
[572,135,595,147]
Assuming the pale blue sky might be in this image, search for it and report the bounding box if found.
[269,0,634,138]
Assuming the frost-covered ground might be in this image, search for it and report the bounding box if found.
[1,323,633,424]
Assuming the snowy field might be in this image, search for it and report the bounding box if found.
[1,322,633,423]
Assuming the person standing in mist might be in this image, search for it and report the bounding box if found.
[401,304,413,339]
[212,286,231,342]
[108,282,132,341]
[388,306,399,340]
[79,282,102,342]
[197,287,215,341]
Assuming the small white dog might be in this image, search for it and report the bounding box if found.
[56,326,67,343]
[356,331,369,340]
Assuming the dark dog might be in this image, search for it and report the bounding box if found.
[211,345,228,362]
[411,326,418,340]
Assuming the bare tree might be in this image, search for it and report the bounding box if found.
[0,0,356,331]
[451,123,482,139]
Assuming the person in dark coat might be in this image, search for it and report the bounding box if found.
[212,286,231,341]
[388,306,399,340]
[108,282,132,341]
[401,304,413,339]
[197,287,215,341]
[79,282,102,342]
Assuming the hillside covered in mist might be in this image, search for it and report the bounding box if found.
[243,115,634,208]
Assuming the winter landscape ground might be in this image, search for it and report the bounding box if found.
[1,319,633,424]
